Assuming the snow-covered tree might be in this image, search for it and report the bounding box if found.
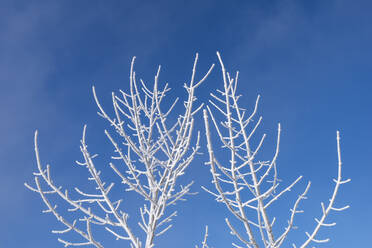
[202,52,350,248]
[26,52,348,248]
[25,54,214,248]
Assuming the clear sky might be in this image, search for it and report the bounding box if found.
[1,0,371,247]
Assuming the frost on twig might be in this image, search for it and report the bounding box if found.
[25,54,214,248]
[202,52,349,248]
[195,226,210,248]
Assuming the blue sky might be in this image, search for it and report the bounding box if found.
[1,0,371,247]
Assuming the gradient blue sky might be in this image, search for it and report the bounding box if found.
[1,0,371,247]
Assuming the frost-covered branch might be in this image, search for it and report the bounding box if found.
[195,226,210,248]
[26,54,214,248]
[202,52,349,248]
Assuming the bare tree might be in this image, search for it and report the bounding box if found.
[25,52,349,248]
[202,52,350,248]
[25,54,214,248]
